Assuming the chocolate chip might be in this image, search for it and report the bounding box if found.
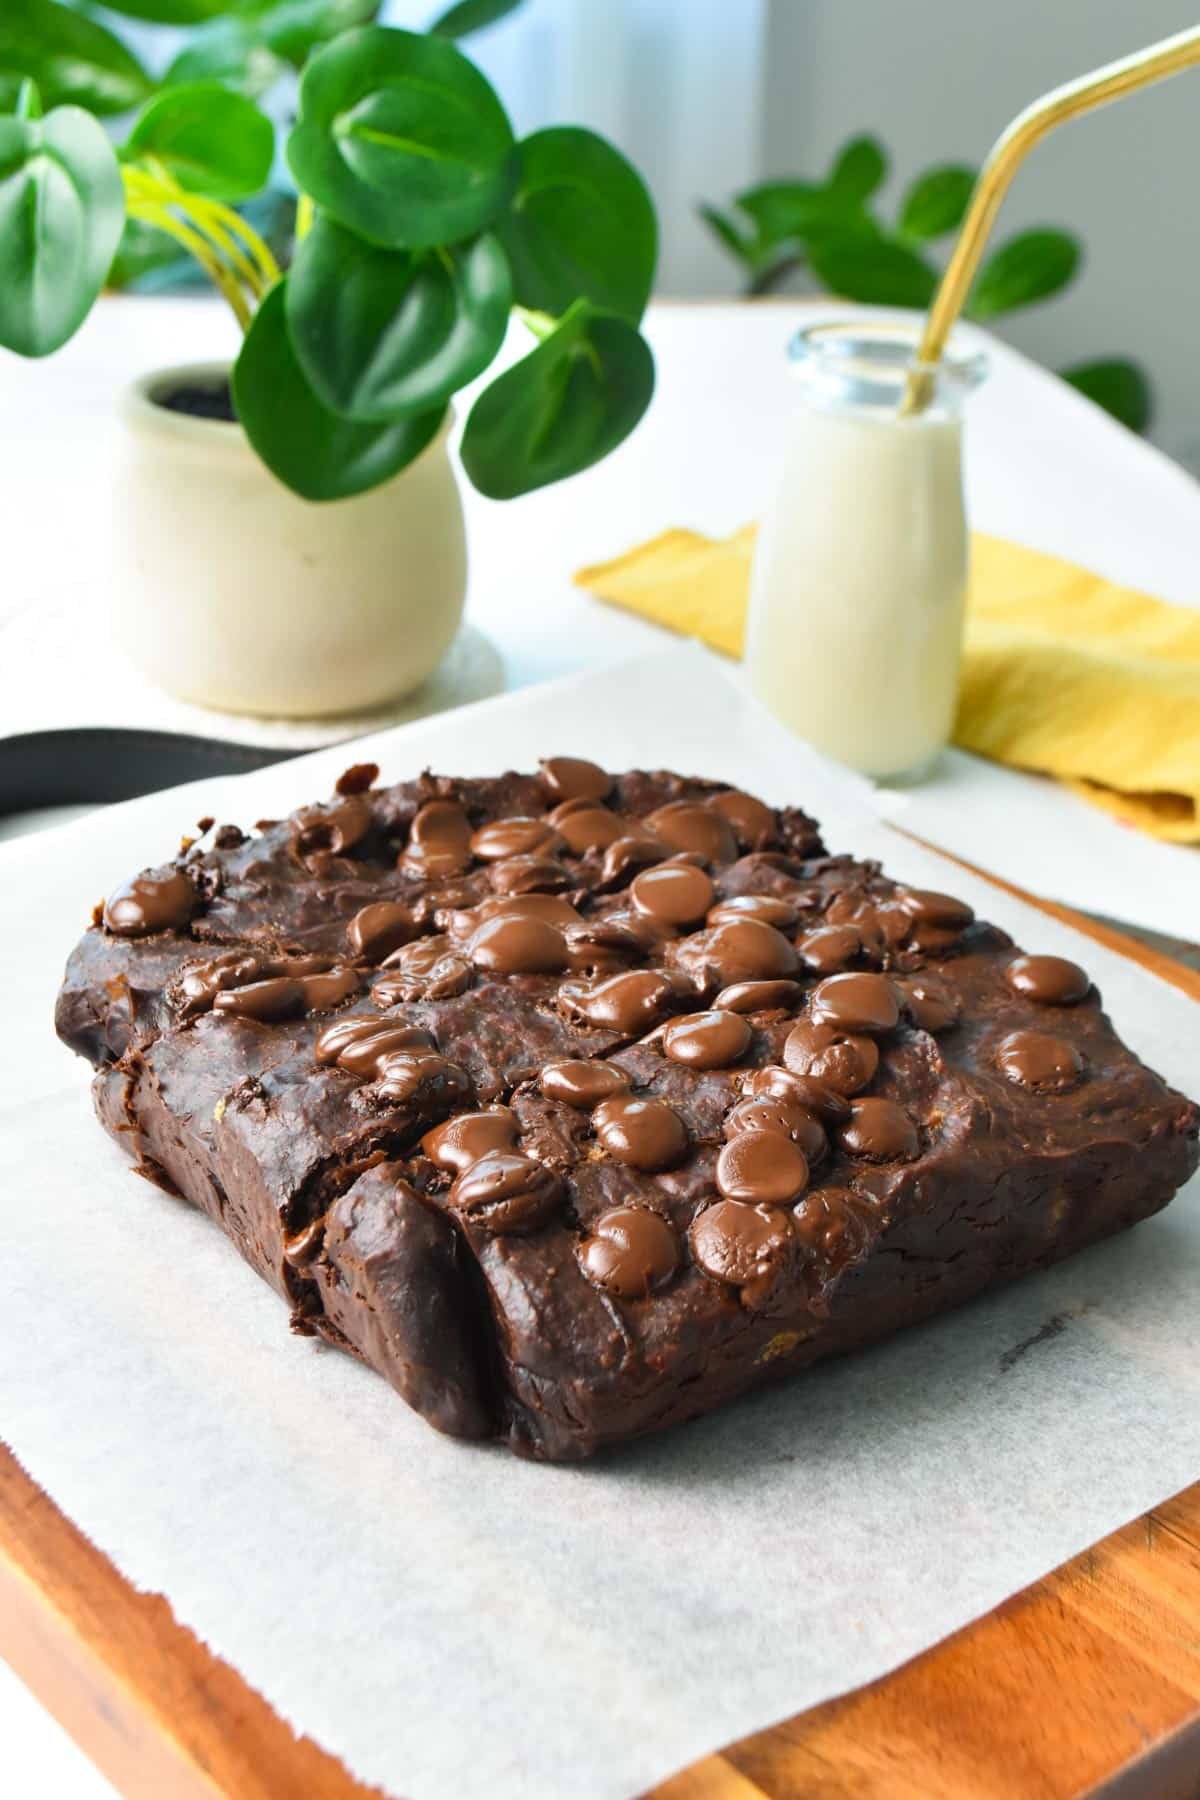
[577,1205,679,1298]
[716,1128,809,1204]
[314,1015,435,1075]
[689,1199,796,1310]
[470,817,563,861]
[713,978,803,1014]
[707,894,798,931]
[599,834,666,887]
[724,1096,827,1164]
[898,887,974,930]
[782,1021,879,1096]
[548,803,624,853]
[706,788,776,850]
[896,975,960,1033]
[592,1095,689,1171]
[996,1029,1085,1092]
[539,756,612,802]
[347,901,421,963]
[291,795,371,858]
[792,1188,871,1263]
[214,976,306,1021]
[467,913,568,975]
[103,869,195,937]
[447,1151,561,1234]
[796,925,863,974]
[839,1098,920,1162]
[539,1060,632,1108]
[372,1049,471,1108]
[488,856,574,894]
[630,861,716,927]
[645,801,737,864]
[335,761,380,796]
[422,1106,519,1173]
[374,936,473,1003]
[739,1065,852,1123]
[678,917,799,988]
[809,972,901,1035]
[401,801,473,876]
[661,1009,752,1070]
[1005,954,1091,1006]
[560,969,680,1035]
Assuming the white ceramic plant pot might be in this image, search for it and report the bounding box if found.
[111,362,468,718]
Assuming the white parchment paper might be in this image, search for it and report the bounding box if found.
[3,647,1200,1800]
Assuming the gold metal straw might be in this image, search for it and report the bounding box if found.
[901,24,1200,415]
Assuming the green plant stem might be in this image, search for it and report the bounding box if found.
[296,193,315,240]
[190,194,280,289]
[514,304,556,341]
[185,202,268,299]
[122,165,280,315]
[124,181,253,329]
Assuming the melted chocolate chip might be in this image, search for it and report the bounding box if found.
[996,1029,1085,1092]
[375,936,473,1003]
[661,1009,752,1070]
[103,869,195,937]
[489,856,574,894]
[422,1106,519,1173]
[335,761,379,796]
[470,817,563,862]
[839,1097,920,1162]
[446,1151,561,1234]
[291,795,371,858]
[314,1014,435,1075]
[796,925,863,974]
[1005,954,1091,1006]
[299,968,362,1012]
[706,894,798,931]
[679,917,799,988]
[539,755,612,802]
[548,803,624,853]
[792,1188,871,1263]
[740,1065,852,1124]
[401,801,473,876]
[577,1205,679,1298]
[561,968,679,1034]
[783,1021,879,1096]
[898,887,974,930]
[630,861,715,927]
[213,976,306,1021]
[173,951,265,1017]
[724,1096,827,1164]
[714,978,803,1014]
[716,1128,809,1204]
[689,1200,796,1309]
[372,1049,471,1107]
[592,1094,688,1171]
[540,1059,631,1107]
[809,972,901,1035]
[467,913,567,975]
[599,834,666,887]
[706,788,776,850]
[347,901,421,962]
[474,893,582,927]
[645,801,737,864]
[896,976,960,1034]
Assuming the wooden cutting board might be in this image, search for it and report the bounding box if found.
[4,858,1199,1800]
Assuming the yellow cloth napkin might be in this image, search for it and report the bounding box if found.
[576,527,1200,844]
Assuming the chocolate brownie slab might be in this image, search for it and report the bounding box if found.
[57,758,1198,1459]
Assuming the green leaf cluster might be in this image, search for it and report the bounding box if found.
[0,7,660,501]
[701,132,1153,433]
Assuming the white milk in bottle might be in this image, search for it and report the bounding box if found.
[747,323,987,780]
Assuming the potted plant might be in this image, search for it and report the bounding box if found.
[0,0,657,716]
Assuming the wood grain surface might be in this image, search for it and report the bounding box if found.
[3,869,1199,1800]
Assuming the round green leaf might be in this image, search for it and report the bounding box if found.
[496,126,655,325]
[287,216,511,421]
[733,179,865,250]
[232,279,446,501]
[287,25,516,250]
[460,300,654,500]
[124,82,274,201]
[967,229,1080,320]
[0,103,124,356]
[165,30,284,99]
[806,229,938,308]
[78,0,238,23]
[898,164,975,241]
[1060,358,1152,434]
[0,0,153,117]
[429,0,525,38]
[829,135,888,200]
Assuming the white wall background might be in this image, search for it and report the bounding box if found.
[764,0,1200,464]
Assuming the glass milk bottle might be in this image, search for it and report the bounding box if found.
[746,322,987,781]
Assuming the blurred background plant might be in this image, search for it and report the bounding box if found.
[701,132,1153,433]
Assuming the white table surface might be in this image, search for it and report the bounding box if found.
[2,293,1199,1797]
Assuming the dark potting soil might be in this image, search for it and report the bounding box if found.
[159,380,238,423]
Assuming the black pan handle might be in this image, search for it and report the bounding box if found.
[0,728,320,817]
